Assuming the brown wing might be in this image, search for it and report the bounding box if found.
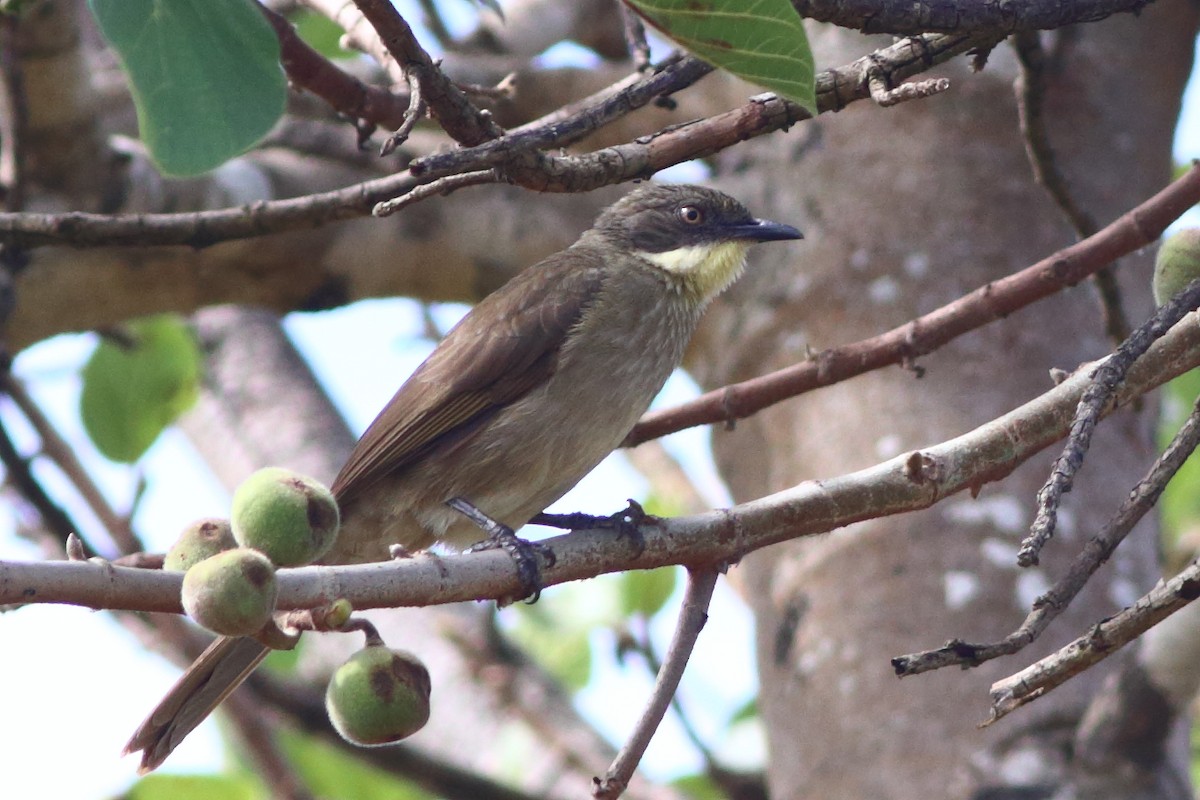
[330,247,607,504]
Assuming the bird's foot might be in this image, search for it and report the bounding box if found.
[532,498,654,557]
[448,497,554,603]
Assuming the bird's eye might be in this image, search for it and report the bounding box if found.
[677,206,704,225]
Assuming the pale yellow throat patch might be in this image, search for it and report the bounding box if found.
[638,241,750,300]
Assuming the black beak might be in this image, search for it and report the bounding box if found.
[724,218,804,243]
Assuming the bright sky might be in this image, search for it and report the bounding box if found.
[0,13,1198,800]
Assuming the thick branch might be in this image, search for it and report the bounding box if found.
[792,0,1154,35]
[0,31,994,250]
[8,309,1200,613]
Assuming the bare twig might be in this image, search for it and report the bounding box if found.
[1012,31,1128,345]
[1018,278,1200,567]
[408,53,714,179]
[620,4,652,71]
[1,373,144,554]
[373,169,501,217]
[867,72,951,107]
[380,71,426,156]
[0,413,80,545]
[351,0,500,145]
[414,0,455,50]
[894,367,1200,676]
[260,4,411,131]
[594,569,719,800]
[985,551,1200,725]
[628,165,1200,446]
[793,0,1155,35]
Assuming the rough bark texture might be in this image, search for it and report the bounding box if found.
[690,6,1198,797]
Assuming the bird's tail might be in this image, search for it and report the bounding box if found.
[124,635,270,773]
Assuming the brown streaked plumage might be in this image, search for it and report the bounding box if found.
[125,183,802,772]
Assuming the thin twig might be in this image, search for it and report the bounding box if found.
[380,71,426,156]
[373,169,501,217]
[351,0,500,146]
[620,4,652,71]
[895,372,1200,676]
[408,53,713,179]
[985,550,1200,725]
[627,164,1200,446]
[623,616,766,799]
[1012,31,1129,345]
[1,373,144,554]
[1018,278,1200,567]
[0,406,80,545]
[593,568,719,800]
[414,0,455,50]
[260,5,411,130]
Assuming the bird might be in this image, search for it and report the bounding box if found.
[125,182,802,771]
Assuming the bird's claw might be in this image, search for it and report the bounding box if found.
[531,498,654,558]
[448,497,554,603]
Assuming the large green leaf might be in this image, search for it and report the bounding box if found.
[623,0,815,113]
[89,0,286,176]
[80,315,202,463]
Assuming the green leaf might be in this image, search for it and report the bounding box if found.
[126,773,263,800]
[623,0,815,113]
[278,730,433,800]
[671,773,725,800]
[80,315,202,463]
[1158,370,1200,543]
[728,696,759,724]
[89,0,286,176]
[509,601,595,689]
[619,566,678,618]
[291,9,354,60]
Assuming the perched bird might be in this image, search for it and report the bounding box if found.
[125,183,802,771]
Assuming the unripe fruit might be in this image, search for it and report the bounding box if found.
[325,647,431,746]
[231,467,340,567]
[181,548,278,636]
[164,518,236,572]
[1153,229,1200,306]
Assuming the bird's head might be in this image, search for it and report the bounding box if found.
[590,184,803,302]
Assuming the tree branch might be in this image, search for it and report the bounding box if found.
[8,307,1200,613]
[627,163,1200,446]
[792,0,1154,35]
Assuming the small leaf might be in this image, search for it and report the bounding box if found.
[127,773,262,800]
[278,731,433,800]
[623,0,816,113]
[671,773,725,800]
[510,602,595,689]
[291,9,354,60]
[80,315,202,463]
[728,696,759,724]
[89,0,287,175]
[619,566,678,618]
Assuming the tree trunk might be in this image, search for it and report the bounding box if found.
[696,5,1198,796]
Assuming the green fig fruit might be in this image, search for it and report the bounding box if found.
[1153,228,1200,306]
[231,467,340,567]
[164,517,236,572]
[181,547,278,636]
[325,646,431,746]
